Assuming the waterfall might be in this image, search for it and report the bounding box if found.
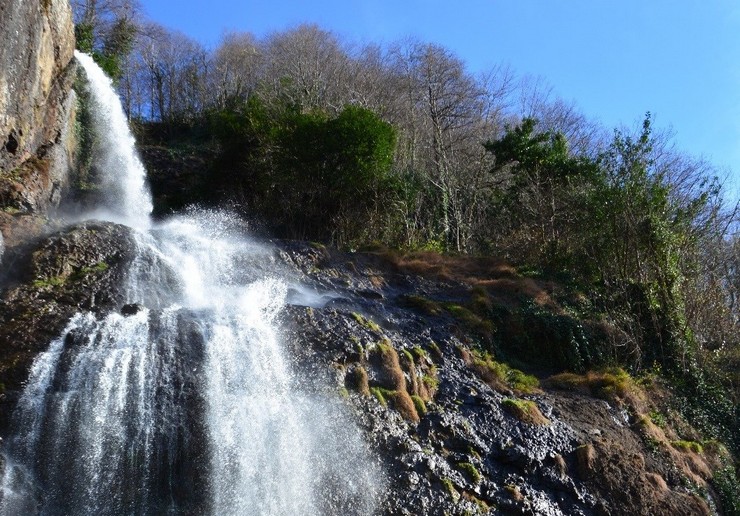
[73,51,153,230]
[0,54,382,515]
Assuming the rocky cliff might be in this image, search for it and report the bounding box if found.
[0,0,76,254]
[0,227,731,514]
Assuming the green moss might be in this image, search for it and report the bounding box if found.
[32,275,67,288]
[370,387,388,406]
[456,462,481,484]
[376,338,393,355]
[649,410,667,428]
[33,261,109,289]
[441,478,460,501]
[446,303,495,339]
[506,368,540,393]
[429,340,442,359]
[423,374,440,391]
[411,394,427,416]
[74,261,109,278]
[401,349,415,365]
[670,440,704,454]
[469,350,539,394]
[352,312,381,332]
[411,346,427,361]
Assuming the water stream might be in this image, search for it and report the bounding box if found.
[0,52,381,515]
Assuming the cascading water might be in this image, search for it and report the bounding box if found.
[0,53,382,515]
[73,51,153,230]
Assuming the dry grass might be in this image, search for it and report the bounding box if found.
[545,368,646,412]
[363,340,436,423]
[473,277,555,309]
[376,248,559,311]
[389,389,420,423]
[634,414,713,486]
[373,339,406,391]
[503,484,524,502]
[575,443,596,478]
[552,453,567,478]
[645,472,669,493]
[347,365,370,396]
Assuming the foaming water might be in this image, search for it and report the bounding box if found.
[0,56,382,515]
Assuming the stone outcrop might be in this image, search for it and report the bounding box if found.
[0,0,76,253]
[274,242,721,515]
[0,221,137,432]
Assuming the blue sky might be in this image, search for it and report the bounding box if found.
[140,0,740,190]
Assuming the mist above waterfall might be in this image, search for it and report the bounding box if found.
[0,52,383,515]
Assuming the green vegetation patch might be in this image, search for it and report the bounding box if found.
[456,462,481,484]
[468,349,539,394]
[401,294,443,316]
[670,440,704,454]
[32,275,67,289]
[444,302,495,339]
[370,386,390,406]
[32,261,109,290]
[501,398,549,426]
[546,367,644,410]
[351,312,381,332]
[441,478,460,502]
[370,387,419,422]
[411,394,427,417]
[712,465,740,516]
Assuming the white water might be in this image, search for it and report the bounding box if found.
[0,53,381,515]
[73,51,153,230]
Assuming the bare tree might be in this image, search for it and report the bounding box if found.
[386,42,501,251]
[210,31,262,109]
[132,23,209,122]
[260,24,352,112]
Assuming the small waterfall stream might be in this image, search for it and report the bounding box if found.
[0,52,381,515]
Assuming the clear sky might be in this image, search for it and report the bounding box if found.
[140,0,740,190]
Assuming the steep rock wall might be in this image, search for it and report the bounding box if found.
[0,0,76,252]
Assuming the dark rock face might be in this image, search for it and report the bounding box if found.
[274,242,714,516]
[0,0,77,251]
[0,221,137,431]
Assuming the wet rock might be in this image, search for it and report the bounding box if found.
[0,221,136,431]
[121,303,142,316]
